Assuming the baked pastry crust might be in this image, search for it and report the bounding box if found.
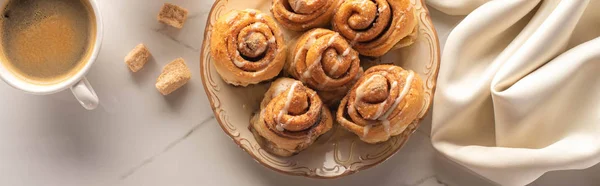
[271,0,342,31]
[287,28,363,106]
[210,9,287,86]
[250,78,333,157]
[336,65,424,144]
[332,0,418,57]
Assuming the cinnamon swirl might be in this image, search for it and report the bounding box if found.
[250,78,333,156]
[210,9,287,86]
[271,0,342,31]
[337,65,424,144]
[287,28,363,106]
[332,0,418,57]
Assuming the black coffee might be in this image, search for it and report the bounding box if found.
[0,0,95,84]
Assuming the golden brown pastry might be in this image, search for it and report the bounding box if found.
[250,78,333,156]
[332,0,418,57]
[287,28,363,106]
[337,65,424,144]
[210,9,287,86]
[271,0,342,31]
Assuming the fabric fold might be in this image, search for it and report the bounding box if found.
[427,0,491,16]
[428,0,599,185]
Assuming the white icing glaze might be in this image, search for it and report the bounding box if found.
[355,74,383,106]
[247,9,257,16]
[239,13,250,23]
[342,48,350,56]
[305,35,317,49]
[233,59,245,68]
[256,14,264,20]
[276,82,299,131]
[327,33,339,46]
[233,51,245,68]
[336,55,344,62]
[379,71,414,120]
[396,14,406,29]
[303,34,339,79]
[302,55,322,79]
[276,124,285,131]
[376,71,415,136]
[378,5,387,12]
[350,33,362,46]
[292,32,318,69]
[373,81,397,118]
[283,112,294,126]
[348,105,356,115]
[330,56,342,75]
[289,14,297,20]
[363,124,372,137]
[252,24,261,30]
[305,129,314,144]
[382,120,390,135]
[268,36,276,44]
[356,70,415,138]
[327,36,347,77]
[225,11,239,25]
[272,82,289,97]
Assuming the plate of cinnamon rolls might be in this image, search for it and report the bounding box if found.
[200,0,440,178]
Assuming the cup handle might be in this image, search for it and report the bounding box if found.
[70,77,99,110]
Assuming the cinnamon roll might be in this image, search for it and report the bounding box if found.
[271,0,342,31]
[337,65,424,144]
[250,78,333,157]
[287,28,363,106]
[332,0,418,57]
[210,9,287,86]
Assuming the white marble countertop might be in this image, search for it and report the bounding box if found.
[1,0,599,186]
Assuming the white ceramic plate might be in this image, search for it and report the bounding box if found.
[200,0,440,178]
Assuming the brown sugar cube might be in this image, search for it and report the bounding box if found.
[125,44,151,72]
[157,3,188,29]
[156,58,191,95]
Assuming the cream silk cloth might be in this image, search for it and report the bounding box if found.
[426,0,600,185]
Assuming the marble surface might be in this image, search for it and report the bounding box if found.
[0,0,599,186]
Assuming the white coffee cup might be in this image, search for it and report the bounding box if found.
[0,0,103,110]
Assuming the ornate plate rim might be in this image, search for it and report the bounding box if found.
[199,0,441,179]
